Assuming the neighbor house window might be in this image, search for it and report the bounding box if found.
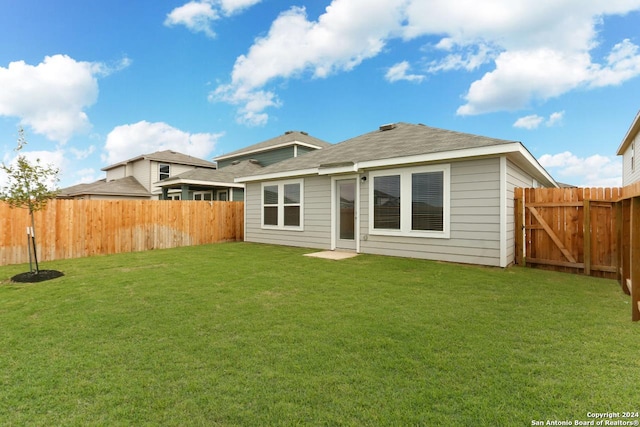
[262,179,303,230]
[369,165,450,238]
[159,164,170,180]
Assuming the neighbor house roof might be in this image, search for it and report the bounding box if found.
[156,159,264,188]
[58,176,151,198]
[236,122,557,187]
[215,130,332,161]
[102,150,217,171]
[617,110,640,155]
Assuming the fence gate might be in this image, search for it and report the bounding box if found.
[514,187,619,279]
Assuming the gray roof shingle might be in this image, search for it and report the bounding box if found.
[215,130,332,161]
[158,159,264,186]
[240,122,516,177]
[102,150,217,171]
[58,176,151,198]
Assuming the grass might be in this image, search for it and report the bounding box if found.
[0,242,638,426]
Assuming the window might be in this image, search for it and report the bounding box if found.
[159,164,170,180]
[373,175,400,229]
[412,171,444,231]
[262,180,303,230]
[369,165,449,238]
[283,183,301,226]
[216,190,228,201]
[193,191,213,201]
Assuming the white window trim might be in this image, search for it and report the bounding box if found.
[159,163,170,181]
[261,179,304,231]
[368,164,450,239]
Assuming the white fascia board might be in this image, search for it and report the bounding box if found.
[318,164,358,175]
[357,143,522,170]
[512,144,558,187]
[617,110,640,155]
[215,140,324,161]
[357,143,558,188]
[235,168,319,183]
[157,179,245,188]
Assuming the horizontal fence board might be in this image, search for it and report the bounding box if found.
[515,187,620,279]
[0,200,244,266]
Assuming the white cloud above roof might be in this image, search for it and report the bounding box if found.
[211,0,640,124]
[385,61,425,83]
[539,151,622,187]
[0,55,128,144]
[103,121,223,165]
[514,111,565,130]
[164,0,262,38]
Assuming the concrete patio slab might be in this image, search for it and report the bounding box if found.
[303,250,358,260]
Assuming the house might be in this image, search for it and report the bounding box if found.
[156,130,332,200]
[58,150,218,200]
[617,110,640,185]
[236,122,558,268]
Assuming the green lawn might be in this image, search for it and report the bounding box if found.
[0,242,638,426]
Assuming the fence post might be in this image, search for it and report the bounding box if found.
[583,199,591,276]
[514,188,525,266]
[616,201,623,285]
[631,197,640,321]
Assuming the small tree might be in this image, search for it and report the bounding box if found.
[0,128,59,274]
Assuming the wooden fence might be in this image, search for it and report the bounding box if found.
[515,183,640,321]
[0,199,244,266]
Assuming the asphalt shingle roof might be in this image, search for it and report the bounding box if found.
[58,176,151,198]
[243,122,516,176]
[158,159,264,185]
[102,150,217,171]
[215,130,332,160]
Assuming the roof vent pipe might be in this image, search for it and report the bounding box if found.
[379,123,396,131]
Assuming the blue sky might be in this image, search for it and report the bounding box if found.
[1,0,640,188]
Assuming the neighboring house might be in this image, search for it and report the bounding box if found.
[236,122,558,268]
[57,176,152,200]
[58,150,218,200]
[617,110,640,185]
[156,130,332,200]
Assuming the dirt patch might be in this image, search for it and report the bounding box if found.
[11,270,64,283]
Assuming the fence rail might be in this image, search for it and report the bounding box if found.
[0,199,244,266]
[515,184,640,321]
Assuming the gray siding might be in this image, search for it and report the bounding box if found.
[218,147,296,169]
[622,135,640,185]
[506,159,535,266]
[245,176,332,249]
[296,146,315,156]
[360,158,503,266]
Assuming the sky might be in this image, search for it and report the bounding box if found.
[1,0,640,189]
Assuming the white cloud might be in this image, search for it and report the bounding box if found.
[514,111,564,129]
[546,110,565,126]
[165,1,219,38]
[514,115,544,130]
[539,151,622,187]
[589,39,640,87]
[1,149,65,190]
[212,0,407,124]
[72,168,99,184]
[103,121,223,165]
[0,54,129,143]
[212,0,640,124]
[427,42,497,73]
[385,61,425,83]
[69,145,96,160]
[165,0,262,38]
